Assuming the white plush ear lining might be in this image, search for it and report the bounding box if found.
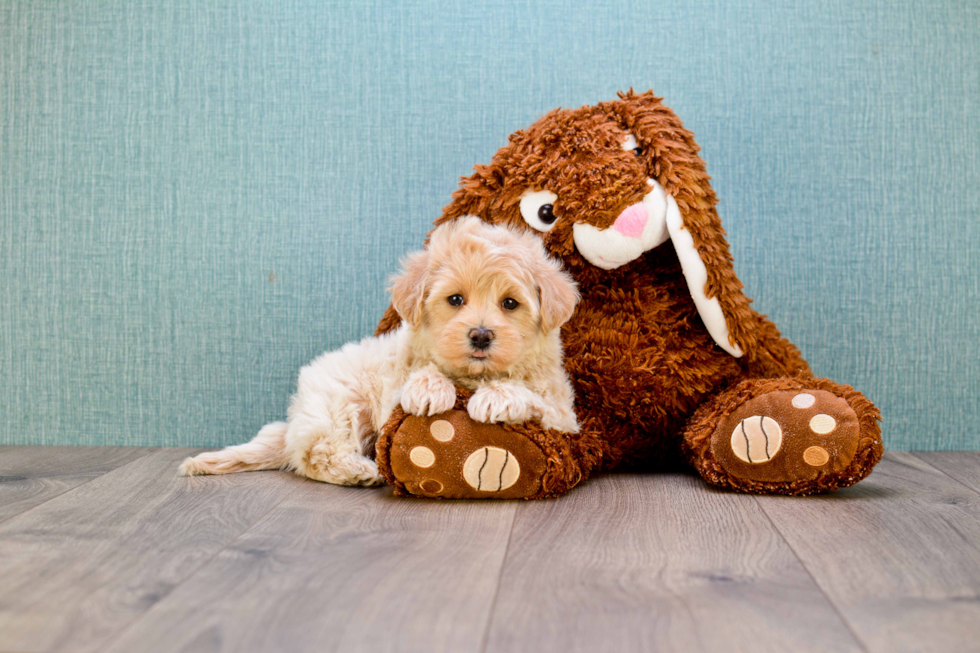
[665,195,744,358]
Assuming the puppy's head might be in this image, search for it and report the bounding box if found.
[389,217,578,377]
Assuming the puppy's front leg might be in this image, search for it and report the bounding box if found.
[400,364,457,416]
[468,381,538,425]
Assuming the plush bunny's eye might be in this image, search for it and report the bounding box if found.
[622,133,642,156]
[519,189,560,232]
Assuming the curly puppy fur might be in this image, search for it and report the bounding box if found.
[377,90,883,495]
[181,217,579,485]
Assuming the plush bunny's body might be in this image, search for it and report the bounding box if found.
[375,91,882,498]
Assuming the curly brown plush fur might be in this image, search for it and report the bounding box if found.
[376,90,882,497]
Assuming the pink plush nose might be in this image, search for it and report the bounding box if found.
[612,203,648,239]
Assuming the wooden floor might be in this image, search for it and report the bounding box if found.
[1,449,979,653]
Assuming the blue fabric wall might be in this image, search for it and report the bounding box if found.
[2,0,978,449]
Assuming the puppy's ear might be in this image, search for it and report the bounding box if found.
[389,249,430,327]
[536,257,579,333]
[600,89,756,356]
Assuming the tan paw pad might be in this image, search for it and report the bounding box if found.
[803,446,830,467]
[420,479,444,493]
[462,446,520,492]
[409,446,435,468]
[809,414,837,434]
[730,416,783,464]
[792,393,816,408]
[429,419,455,442]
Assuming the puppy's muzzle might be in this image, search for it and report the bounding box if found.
[468,327,494,351]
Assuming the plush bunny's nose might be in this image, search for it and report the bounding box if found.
[612,203,648,239]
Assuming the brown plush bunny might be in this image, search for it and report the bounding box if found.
[374,90,883,499]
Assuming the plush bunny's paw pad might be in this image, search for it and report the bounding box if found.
[387,410,547,499]
[711,390,862,484]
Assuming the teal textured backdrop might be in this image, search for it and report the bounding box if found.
[1,0,978,449]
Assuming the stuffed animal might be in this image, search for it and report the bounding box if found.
[374,90,883,499]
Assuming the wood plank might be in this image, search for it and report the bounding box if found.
[756,452,980,653]
[102,483,517,653]
[0,446,152,523]
[914,451,980,494]
[0,448,307,653]
[483,472,862,653]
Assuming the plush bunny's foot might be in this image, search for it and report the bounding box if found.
[376,391,590,499]
[684,377,883,495]
[381,409,546,499]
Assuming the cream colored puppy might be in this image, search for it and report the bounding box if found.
[179,217,580,486]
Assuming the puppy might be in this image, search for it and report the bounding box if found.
[179,217,580,486]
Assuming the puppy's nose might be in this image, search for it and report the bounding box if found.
[468,327,494,350]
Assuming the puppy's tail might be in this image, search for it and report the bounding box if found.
[179,421,290,476]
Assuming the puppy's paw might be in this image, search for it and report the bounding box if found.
[468,383,537,425]
[328,454,386,487]
[401,368,457,416]
[305,447,385,486]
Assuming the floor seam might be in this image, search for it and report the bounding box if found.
[477,502,519,653]
[908,452,980,497]
[93,474,305,652]
[0,448,157,528]
[752,495,872,653]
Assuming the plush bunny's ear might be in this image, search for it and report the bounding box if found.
[602,90,757,357]
[665,195,742,357]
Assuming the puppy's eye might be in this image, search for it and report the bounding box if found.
[448,294,464,306]
[519,189,560,232]
[501,298,519,311]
